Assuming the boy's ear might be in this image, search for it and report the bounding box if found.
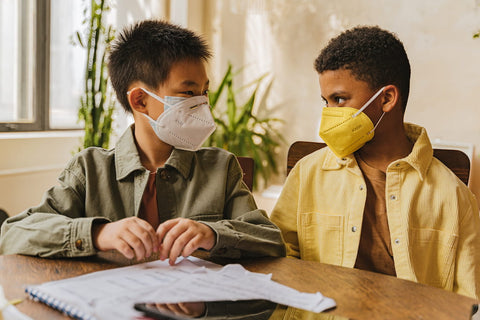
[381,85,399,113]
[128,87,148,114]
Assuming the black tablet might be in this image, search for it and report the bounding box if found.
[134,299,277,320]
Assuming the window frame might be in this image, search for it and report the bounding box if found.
[0,0,183,133]
[0,0,52,132]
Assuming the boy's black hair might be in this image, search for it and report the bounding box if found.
[108,20,212,113]
[314,26,411,110]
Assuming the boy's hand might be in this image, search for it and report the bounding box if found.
[156,218,216,265]
[152,302,205,318]
[92,217,158,261]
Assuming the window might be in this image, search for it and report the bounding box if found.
[0,0,84,131]
[0,0,37,130]
[49,0,85,129]
[0,0,184,133]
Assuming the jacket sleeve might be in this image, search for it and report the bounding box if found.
[269,164,301,259]
[453,191,480,299]
[201,156,286,259]
[0,160,108,257]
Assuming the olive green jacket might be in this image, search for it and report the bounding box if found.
[0,126,285,258]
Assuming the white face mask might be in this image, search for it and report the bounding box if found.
[163,96,187,111]
[139,88,216,151]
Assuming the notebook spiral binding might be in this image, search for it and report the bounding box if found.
[25,286,96,320]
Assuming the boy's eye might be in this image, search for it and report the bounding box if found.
[203,90,209,96]
[334,97,346,104]
[182,91,194,96]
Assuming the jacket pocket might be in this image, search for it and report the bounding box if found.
[409,228,458,289]
[299,212,344,264]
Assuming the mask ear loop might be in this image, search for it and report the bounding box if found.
[141,88,207,110]
[368,111,386,134]
[352,86,386,118]
[131,87,179,111]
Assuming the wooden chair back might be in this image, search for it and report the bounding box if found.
[237,156,255,191]
[433,149,470,185]
[287,141,470,185]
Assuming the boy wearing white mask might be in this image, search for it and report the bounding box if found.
[271,26,480,299]
[0,20,285,263]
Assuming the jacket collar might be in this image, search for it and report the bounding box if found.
[164,148,194,180]
[115,125,194,180]
[321,123,433,180]
[396,123,433,181]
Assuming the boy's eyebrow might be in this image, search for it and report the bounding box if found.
[180,79,210,87]
[324,90,349,99]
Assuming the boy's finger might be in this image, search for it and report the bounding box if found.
[133,218,158,251]
[181,234,202,258]
[165,303,184,315]
[121,231,146,260]
[158,221,187,260]
[115,238,135,260]
[130,221,158,257]
[156,219,180,243]
[168,231,194,265]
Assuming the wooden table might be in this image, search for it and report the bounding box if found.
[0,252,477,319]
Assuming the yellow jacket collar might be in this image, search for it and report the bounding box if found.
[321,123,433,180]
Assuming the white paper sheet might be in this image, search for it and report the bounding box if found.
[26,257,336,320]
[0,285,33,320]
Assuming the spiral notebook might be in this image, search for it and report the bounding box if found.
[24,256,335,320]
[22,256,221,320]
[25,286,95,320]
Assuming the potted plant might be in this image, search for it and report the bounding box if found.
[75,0,116,149]
[207,63,285,189]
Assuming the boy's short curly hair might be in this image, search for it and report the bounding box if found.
[314,26,411,110]
[108,20,211,113]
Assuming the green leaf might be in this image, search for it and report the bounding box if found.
[205,64,285,189]
[210,63,232,108]
[76,31,85,47]
[75,0,116,150]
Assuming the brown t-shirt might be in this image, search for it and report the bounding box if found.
[138,171,159,230]
[354,155,396,276]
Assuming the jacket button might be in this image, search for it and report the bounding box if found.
[394,239,400,245]
[351,226,357,232]
[159,170,170,180]
[359,185,364,191]
[75,239,84,251]
[390,195,397,200]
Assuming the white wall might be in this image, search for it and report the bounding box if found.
[0,132,82,215]
[207,0,480,206]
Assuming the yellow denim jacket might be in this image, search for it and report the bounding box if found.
[271,123,480,299]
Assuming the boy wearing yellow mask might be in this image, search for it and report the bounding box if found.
[271,26,480,299]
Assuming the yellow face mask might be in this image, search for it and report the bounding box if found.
[319,87,386,158]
